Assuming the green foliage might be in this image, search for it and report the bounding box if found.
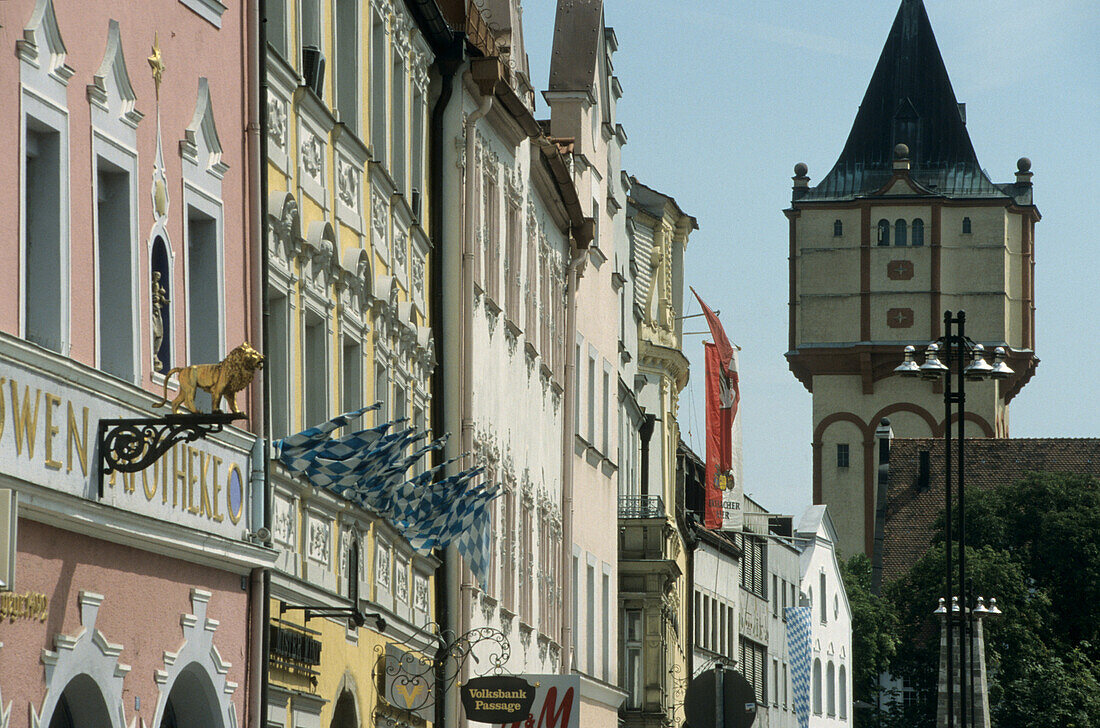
[840,553,898,724]
[886,472,1100,728]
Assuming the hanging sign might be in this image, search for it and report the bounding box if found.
[466,675,579,728]
[461,675,537,724]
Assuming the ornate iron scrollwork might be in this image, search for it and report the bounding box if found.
[96,412,246,496]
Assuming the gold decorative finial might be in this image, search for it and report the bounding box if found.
[148,32,165,99]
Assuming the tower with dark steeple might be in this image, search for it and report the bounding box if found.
[785,0,1039,557]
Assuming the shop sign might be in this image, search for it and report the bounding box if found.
[0,354,252,540]
[467,675,579,728]
[382,644,434,721]
[461,676,536,724]
[0,590,48,622]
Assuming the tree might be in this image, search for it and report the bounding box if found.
[840,553,898,727]
[885,472,1100,728]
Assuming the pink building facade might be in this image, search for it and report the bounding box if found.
[0,1,270,726]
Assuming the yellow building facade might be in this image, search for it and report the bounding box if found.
[262,0,447,725]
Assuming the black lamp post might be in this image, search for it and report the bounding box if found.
[894,310,1013,728]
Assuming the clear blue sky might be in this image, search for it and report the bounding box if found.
[521,0,1100,517]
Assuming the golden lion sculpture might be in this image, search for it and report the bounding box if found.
[154,342,265,414]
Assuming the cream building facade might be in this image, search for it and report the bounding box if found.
[262,0,449,725]
[785,0,1040,557]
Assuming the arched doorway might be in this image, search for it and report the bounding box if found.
[330,690,358,728]
[48,674,113,728]
[159,663,223,728]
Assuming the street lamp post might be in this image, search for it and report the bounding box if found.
[894,311,1013,728]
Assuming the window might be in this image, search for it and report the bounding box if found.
[570,552,579,663]
[827,661,836,716]
[912,218,924,246]
[585,563,594,677]
[773,659,780,706]
[411,88,425,208]
[737,532,767,597]
[503,488,516,610]
[97,159,135,381]
[486,469,498,594]
[740,639,768,705]
[727,607,735,657]
[833,219,843,237]
[711,598,718,651]
[719,602,727,656]
[334,0,358,132]
[877,219,890,246]
[624,609,643,709]
[836,443,849,468]
[783,663,789,709]
[702,595,710,651]
[574,341,583,432]
[303,312,327,426]
[520,504,532,619]
[602,365,611,453]
[962,216,972,234]
[601,569,610,681]
[772,575,779,617]
[267,0,288,58]
[370,14,386,163]
[587,352,597,443]
[485,178,500,301]
[300,0,321,60]
[268,292,290,438]
[393,383,407,422]
[813,659,823,714]
[374,363,388,423]
[391,52,406,191]
[894,219,907,246]
[839,665,848,719]
[342,338,362,416]
[24,123,65,353]
[820,572,828,623]
[781,578,788,620]
[526,233,538,338]
[505,203,521,321]
[187,206,220,366]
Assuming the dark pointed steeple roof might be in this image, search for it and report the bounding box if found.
[804,0,1008,200]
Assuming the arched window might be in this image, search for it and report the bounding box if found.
[894,219,907,246]
[911,218,924,246]
[151,237,172,373]
[827,660,836,716]
[962,216,972,234]
[877,219,890,246]
[331,690,358,728]
[839,665,848,719]
[833,219,843,237]
[813,659,823,714]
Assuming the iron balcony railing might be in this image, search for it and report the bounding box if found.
[618,494,665,519]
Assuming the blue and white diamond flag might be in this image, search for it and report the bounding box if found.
[276,407,499,586]
[787,605,812,728]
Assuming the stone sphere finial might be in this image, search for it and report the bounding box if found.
[894,143,910,160]
[794,162,808,177]
[1017,157,1032,173]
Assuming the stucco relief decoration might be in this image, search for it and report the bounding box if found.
[887,259,914,280]
[339,528,351,581]
[308,517,331,565]
[412,256,425,299]
[395,557,409,603]
[267,91,288,150]
[376,542,391,590]
[34,592,130,728]
[413,574,429,613]
[372,191,388,246]
[392,12,411,55]
[301,134,324,185]
[272,496,295,546]
[887,307,914,328]
[337,157,361,213]
[152,589,238,728]
[411,51,429,93]
[393,228,408,271]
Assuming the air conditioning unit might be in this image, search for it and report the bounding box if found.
[410,188,422,221]
[302,45,326,98]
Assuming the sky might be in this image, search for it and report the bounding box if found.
[519,0,1100,516]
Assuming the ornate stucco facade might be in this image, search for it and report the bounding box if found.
[263,0,447,725]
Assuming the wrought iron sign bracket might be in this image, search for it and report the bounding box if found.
[96,412,247,497]
[280,601,386,632]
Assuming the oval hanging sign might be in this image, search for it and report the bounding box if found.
[461,675,537,723]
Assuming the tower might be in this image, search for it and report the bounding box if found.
[785,0,1039,558]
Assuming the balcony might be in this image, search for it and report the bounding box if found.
[618,495,665,520]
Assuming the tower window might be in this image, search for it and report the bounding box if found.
[962,216,972,234]
[912,218,924,246]
[833,219,843,237]
[894,219,907,247]
[876,219,890,246]
[836,443,849,468]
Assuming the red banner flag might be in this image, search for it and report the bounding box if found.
[704,343,733,529]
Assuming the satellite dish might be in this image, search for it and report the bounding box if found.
[684,666,757,728]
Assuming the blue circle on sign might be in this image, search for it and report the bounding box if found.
[229,467,244,522]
